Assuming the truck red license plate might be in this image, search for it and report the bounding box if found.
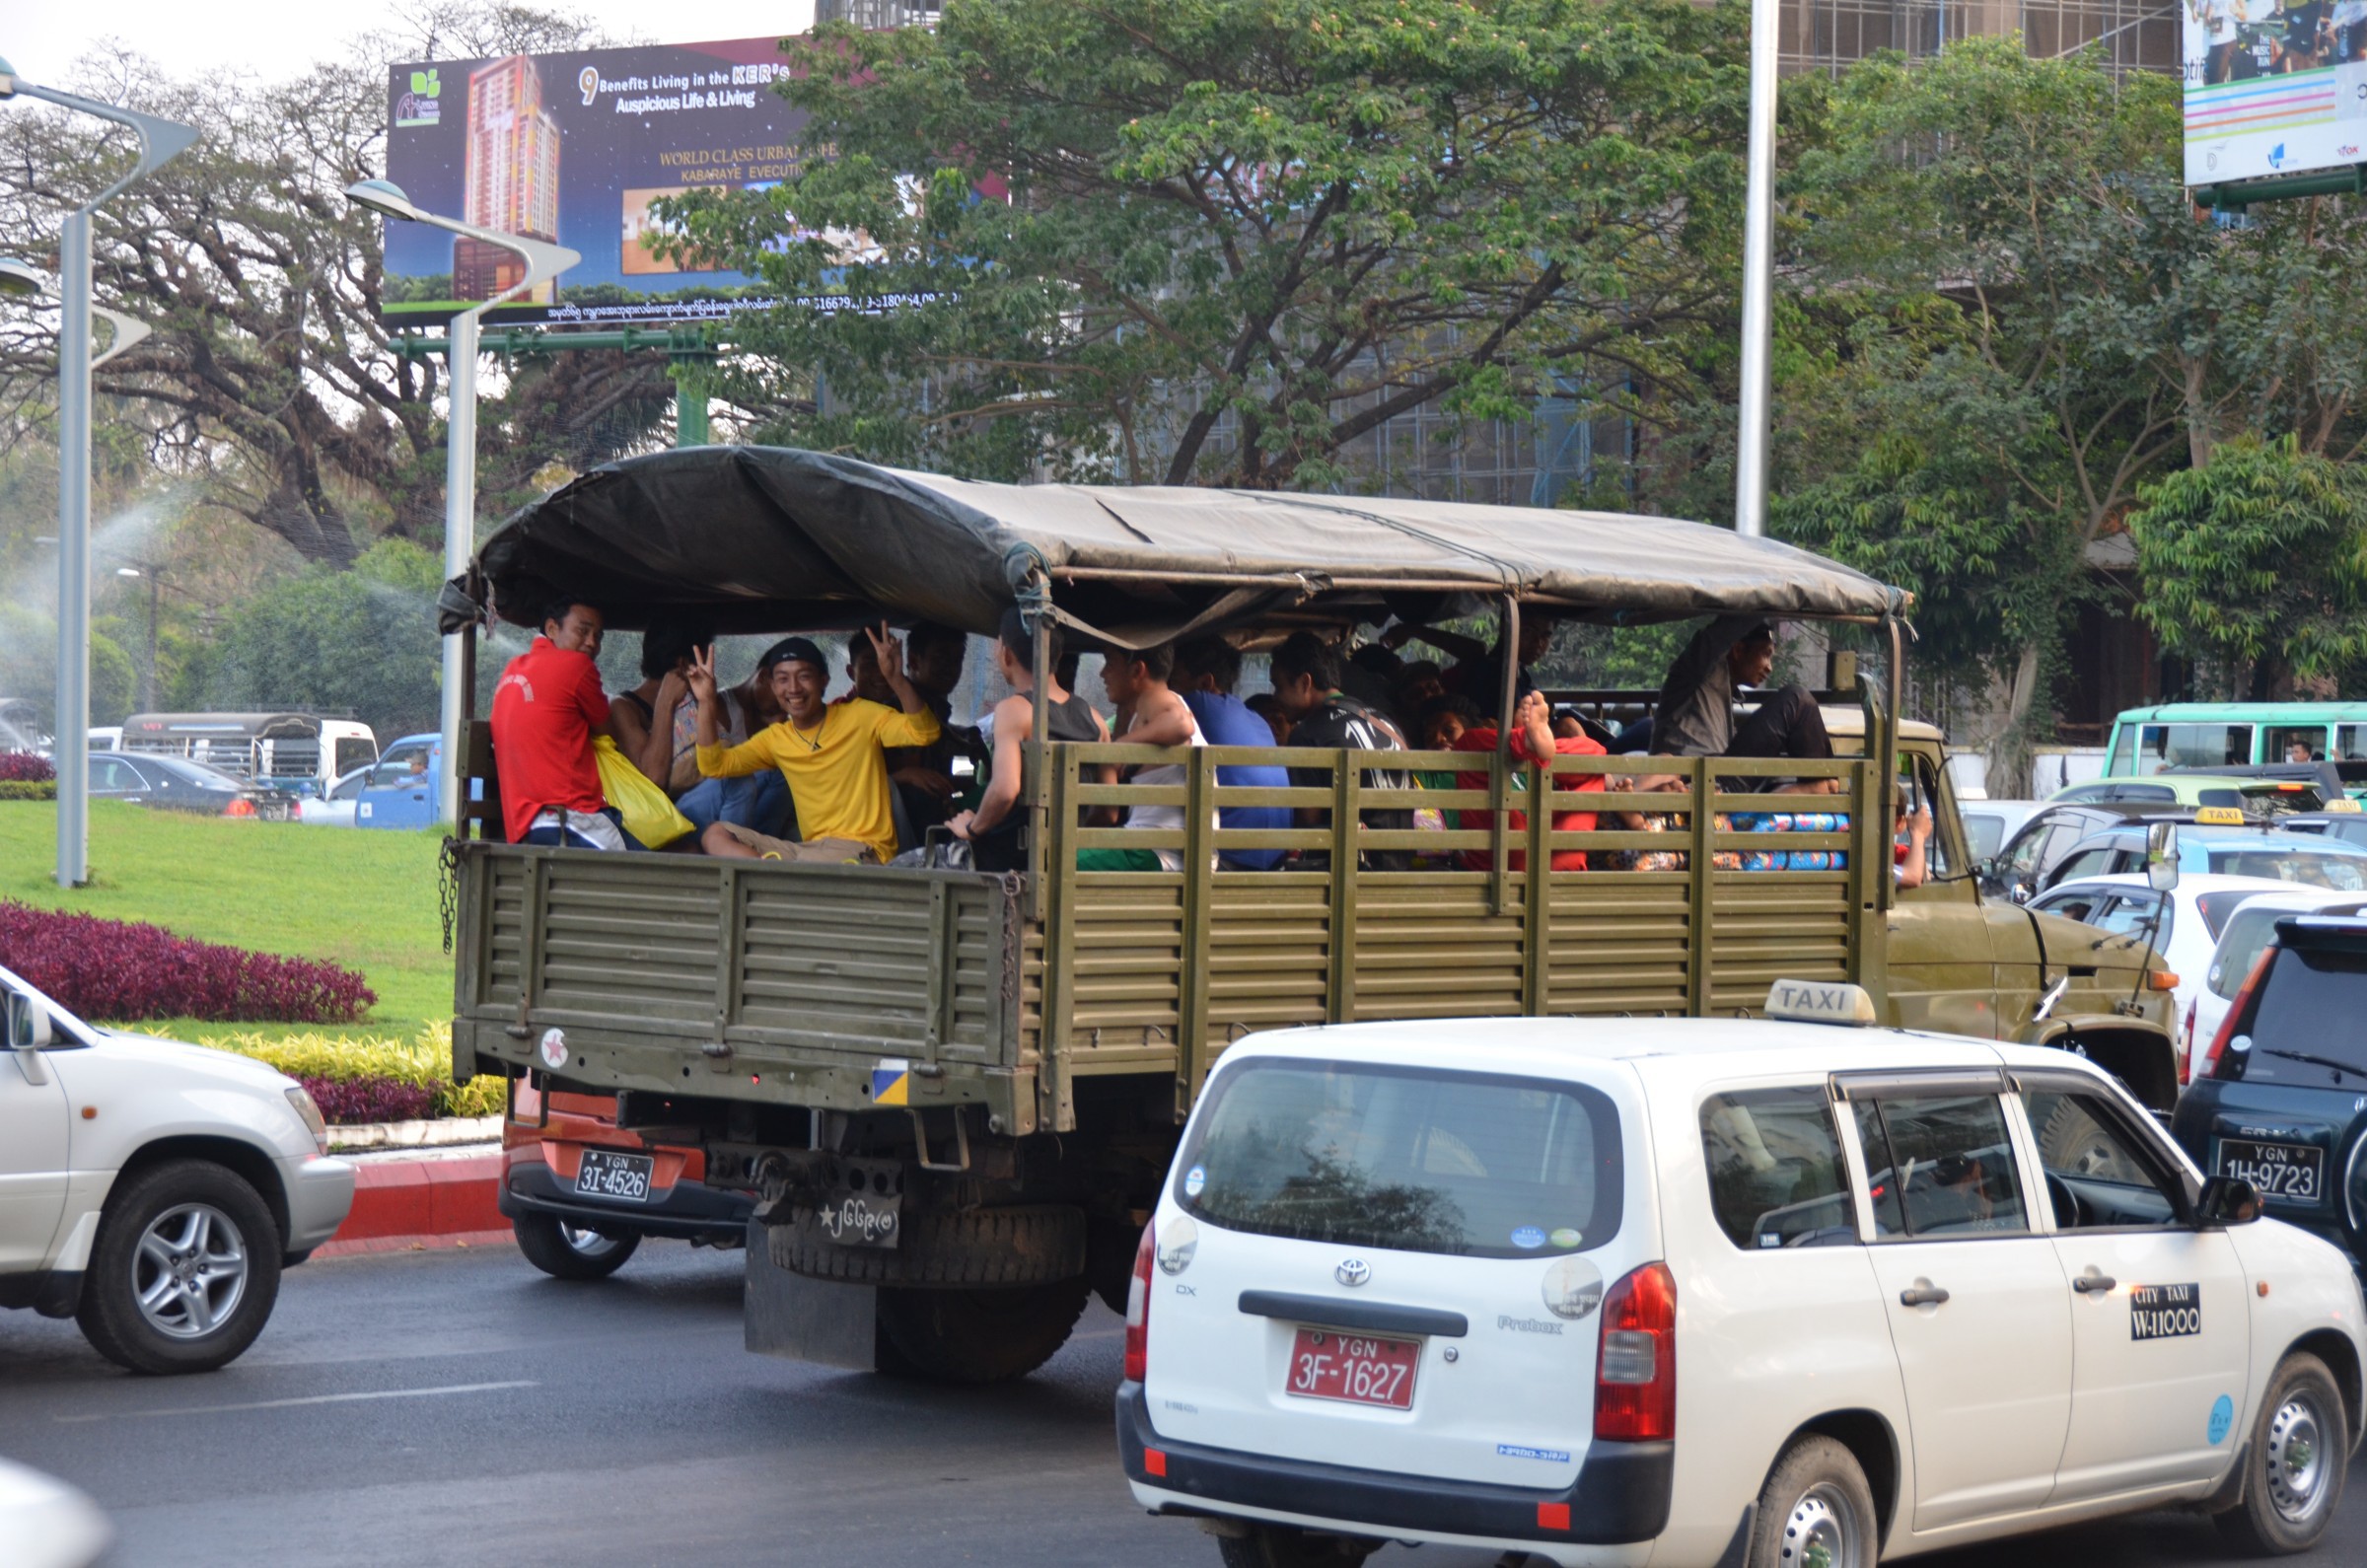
[1286,1328,1420,1409]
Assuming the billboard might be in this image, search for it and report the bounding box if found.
[383,36,810,326]
[2184,4,2367,187]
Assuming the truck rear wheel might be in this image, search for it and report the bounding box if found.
[771,1203,1086,1287]
[875,1278,1090,1384]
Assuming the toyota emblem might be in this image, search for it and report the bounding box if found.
[1334,1258,1371,1288]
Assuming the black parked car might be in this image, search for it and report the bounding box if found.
[2172,916,2367,1269]
[87,752,295,820]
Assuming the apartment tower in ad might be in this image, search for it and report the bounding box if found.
[456,54,563,302]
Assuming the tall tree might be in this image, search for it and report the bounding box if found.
[1775,41,2197,788]
[661,0,1754,487]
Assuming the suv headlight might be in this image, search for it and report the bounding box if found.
[285,1085,328,1156]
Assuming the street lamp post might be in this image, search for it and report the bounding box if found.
[343,179,578,828]
[1733,0,1779,539]
[0,57,198,887]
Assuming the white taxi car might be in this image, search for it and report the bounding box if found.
[1119,984,2366,1568]
[2,964,354,1374]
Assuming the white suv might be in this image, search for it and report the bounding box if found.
[1119,988,2366,1567]
[2,964,354,1374]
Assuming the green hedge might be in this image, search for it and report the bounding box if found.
[0,781,57,801]
[197,1023,505,1119]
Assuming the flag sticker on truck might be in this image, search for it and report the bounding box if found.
[871,1059,911,1106]
[2130,1283,2201,1341]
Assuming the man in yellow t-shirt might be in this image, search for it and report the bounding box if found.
[687,627,943,864]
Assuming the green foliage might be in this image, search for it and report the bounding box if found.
[195,539,445,741]
[0,602,140,728]
[197,1023,503,1119]
[0,782,57,801]
[660,0,1753,487]
[2125,436,2367,696]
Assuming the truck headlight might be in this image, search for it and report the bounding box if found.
[285,1086,328,1156]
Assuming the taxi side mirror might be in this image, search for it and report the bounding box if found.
[2146,822,2182,893]
[2196,1174,2260,1228]
[4,990,50,1087]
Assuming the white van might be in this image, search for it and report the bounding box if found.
[1120,991,2366,1567]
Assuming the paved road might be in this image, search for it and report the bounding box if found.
[1,1241,2362,1568]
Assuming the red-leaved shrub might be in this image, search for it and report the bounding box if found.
[0,751,54,783]
[0,902,376,1024]
[297,1074,434,1125]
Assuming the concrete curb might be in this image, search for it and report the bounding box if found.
[317,1148,507,1257]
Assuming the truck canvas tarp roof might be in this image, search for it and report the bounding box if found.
[438,446,1908,646]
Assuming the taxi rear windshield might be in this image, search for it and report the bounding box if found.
[1174,1059,1622,1259]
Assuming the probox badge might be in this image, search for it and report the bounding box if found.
[2130,1282,2202,1341]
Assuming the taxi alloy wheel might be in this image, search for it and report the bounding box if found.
[2216,1351,2348,1555]
[1750,1436,1877,1568]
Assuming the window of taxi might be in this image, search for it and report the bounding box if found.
[1700,1087,1856,1248]
[1850,1095,2030,1237]
[1175,1059,1624,1259]
[2023,1089,2184,1229]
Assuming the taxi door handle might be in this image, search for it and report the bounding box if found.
[1899,1286,1950,1307]
[2073,1274,2116,1294]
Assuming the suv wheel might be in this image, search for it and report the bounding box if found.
[513,1211,641,1280]
[1748,1434,1877,1568]
[76,1159,283,1375]
[2215,1351,2347,1554]
[1214,1526,1377,1568]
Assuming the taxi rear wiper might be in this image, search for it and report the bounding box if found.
[2257,1046,2363,1081]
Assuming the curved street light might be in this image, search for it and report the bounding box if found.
[1,57,198,887]
[343,178,579,828]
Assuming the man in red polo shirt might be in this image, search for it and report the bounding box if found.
[491,597,622,849]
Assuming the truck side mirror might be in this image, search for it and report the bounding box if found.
[2195,1174,2260,1227]
[2146,822,2181,893]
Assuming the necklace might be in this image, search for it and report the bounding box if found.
[787,717,825,752]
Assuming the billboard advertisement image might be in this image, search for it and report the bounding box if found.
[2184,0,2367,187]
[383,36,809,326]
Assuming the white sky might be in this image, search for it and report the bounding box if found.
[5,1,820,86]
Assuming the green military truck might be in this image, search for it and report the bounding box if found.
[440,448,2179,1382]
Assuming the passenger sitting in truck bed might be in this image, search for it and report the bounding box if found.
[1445,690,1608,871]
[1174,638,1291,871]
[1652,616,1838,791]
[843,620,968,838]
[1080,641,1206,873]
[688,627,942,865]
[491,596,632,851]
[949,608,1112,873]
[610,615,711,799]
[674,641,792,838]
[1270,632,1413,871]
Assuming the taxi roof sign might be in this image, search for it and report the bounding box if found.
[1765,979,1878,1028]
[2193,806,2247,825]
[2324,799,2362,815]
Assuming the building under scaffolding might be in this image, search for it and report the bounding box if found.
[1780,0,2181,76]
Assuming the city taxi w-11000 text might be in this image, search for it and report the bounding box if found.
[1117,983,2366,1568]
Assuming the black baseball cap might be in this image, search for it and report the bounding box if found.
[757,636,827,674]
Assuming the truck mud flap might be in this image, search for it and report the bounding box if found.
[745,1218,877,1371]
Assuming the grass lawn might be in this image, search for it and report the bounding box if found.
[0,800,450,1044]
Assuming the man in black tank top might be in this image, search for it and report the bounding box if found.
[948,608,1112,872]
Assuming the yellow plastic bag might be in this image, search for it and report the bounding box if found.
[593,736,694,849]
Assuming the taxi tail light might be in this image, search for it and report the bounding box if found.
[2203,946,2278,1080]
[1594,1261,1677,1443]
[222,797,255,818]
[1122,1223,1155,1382]
[2178,998,2196,1086]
